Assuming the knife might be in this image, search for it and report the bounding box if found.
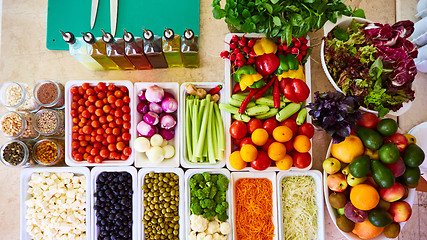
[90,0,99,29]
[110,0,118,37]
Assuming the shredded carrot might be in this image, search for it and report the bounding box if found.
[235,178,275,240]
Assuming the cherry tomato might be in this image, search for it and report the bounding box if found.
[95,100,103,108]
[250,151,271,171]
[116,142,125,151]
[263,118,278,135]
[90,148,99,156]
[107,83,116,91]
[120,86,128,93]
[82,110,91,118]
[88,95,96,103]
[72,133,79,140]
[71,102,79,110]
[123,122,131,130]
[122,114,131,122]
[91,121,100,128]
[70,110,78,118]
[247,119,263,134]
[108,143,116,152]
[97,82,106,91]
[86,155,94,163]
[230,121,247,139]
[70,86,79,95]
[297,123,315,139]
[81,83,90,90]
[114,90,124,99]
[114,109,123,118]
[82,126,92,134]
[357,112,379,129]
[112,128,121,136]
[99,116,107,124]
[115,118,123,126]
[122,106,130,113]
[74,153,83,162]
[71,141,80,149]
[95,134,103,142]
[123,147,132,157]
[100,149,109,158]
[107,95,116,104]
[109,122,117,128]
[261,138,275,152]
[290,151,311,169]
[122,96,131,104]
[72,125,79,133]
[107,135,115,144]
[78,147,86,154]
[106,115,114,122]
[103,105,111,113]
[95,109,104,117]
[280,119,298,137]
[284,139,294,153]
[122,132,131,141]
[97,92,106,99]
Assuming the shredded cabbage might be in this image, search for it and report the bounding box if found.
[281,176,318,240]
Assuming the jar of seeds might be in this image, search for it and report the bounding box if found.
[33,109,65,137]
[0,111,39,140]
[0,82,40,112]
[34,81,65,109]
[33,139,64,166]
[0,140,34,167]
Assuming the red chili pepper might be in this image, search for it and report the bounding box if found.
[273,78,280,108]
[239,88,258,114]
[232,83,241,94]
[253,76,276,100]
[208,85,222,95]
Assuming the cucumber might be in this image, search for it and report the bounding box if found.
[218,103,239,115]
[246,105,270,116]
[282,97,292,103]
[255,108,279,119]
[231,93,248,102]
[229,98,255,108]
[232,114,251,122]
[296,108,307,125]
[276,103,301,122]
[255,97,286,108]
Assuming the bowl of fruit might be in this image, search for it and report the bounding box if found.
[323,113,424,239]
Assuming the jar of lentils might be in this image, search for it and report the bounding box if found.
[33,109,65,137]
[33,139,64,166]
[0,81,40,112]
[0,140,34,167]
[34,81,65,109]
[0,111,39,139]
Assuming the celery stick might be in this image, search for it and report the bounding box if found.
[214,103,225,161]
[191,98,199,162]
[207,102,215,163]
[185,97,193,161]
[212,110,218,161]
[195,95,211,158]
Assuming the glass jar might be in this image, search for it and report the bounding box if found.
[0,140,35,167]
[33,109,65,137]
[33,139,64,166]
[0,81,40,112]
[34,81,65,109]
[0,111,39,140]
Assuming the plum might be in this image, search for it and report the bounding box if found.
[344,202,368,223]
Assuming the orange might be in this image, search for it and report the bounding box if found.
[267,142,287,161]
[272,126,293,143]
[251,128,269,146]
[240,144,258,162]
[276,155,293,170]
[229,151,247,170]
[293,135,311,153]
[331,135,364,163]
[352,219,384,239]
[350,184,380,211]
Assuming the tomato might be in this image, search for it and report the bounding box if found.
[290,151,311,169]
[357,112,379,129]
[74,153,83,162]
[116,142,126,151]
[261,138,275,152]
[114,90,124,99]
[297,123,315,139]
[94,156,103,163]
[263,118,278,135]
[280,119,298,137]
[232,138,242,149]
[250,151,271,170]
[123,147,132,157]
[247,119,263,134]
[289,112,299,120]
[230,121,247,139]
[284,139,294,153]
[240,137,253,148]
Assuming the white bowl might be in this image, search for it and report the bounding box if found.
[133,82,180,168]
[323,141,416,240]
[320,17,413,117]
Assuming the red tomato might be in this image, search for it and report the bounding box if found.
[290,151,311,169]
[94,156,103,163]
[357,112,379,129]
[250,151,271,170]
[240,137,253,148]
[232,138,242,149]
[297,123,315,139]
[263,118,278,135]
[284,139,294,153]
[261,138,275,152]
[247,119,263,134]
[280,119,298,137]
[289,112,299,120]
[230,121,247,139]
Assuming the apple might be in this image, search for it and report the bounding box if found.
[327,173,348,192]
[364,148,379,160]
[323,158,341,174]
[347,173,367,186]
[365,176,379,188]
[389,201,412,222]
[380,182,405,202]
[384,157,406,177]
[385,133,409,152]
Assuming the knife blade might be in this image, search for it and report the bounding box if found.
[90,0,99,29]
[110,0,118,37]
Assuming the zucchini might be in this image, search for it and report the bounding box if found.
[255,108,279,120]
[296,108,307,125]
[232,114,251,122]
[255,97,286,108]
[276,103,301,122]
[231,93,248,102]
[246,105,270,116]
[218,103,239,115]
[229,98,255,108]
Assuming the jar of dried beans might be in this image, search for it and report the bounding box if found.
[34,81,65,109]
[33,109,65,137]
[33,139,64,166]
[0,140,34,167]
[0,111,39,140]
[0,82,40,112]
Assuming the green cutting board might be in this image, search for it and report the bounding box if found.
[47,0,200,50]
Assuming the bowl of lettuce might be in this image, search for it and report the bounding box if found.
[321,17,417,117]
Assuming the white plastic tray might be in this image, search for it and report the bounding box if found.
[20,167,91,240]
[184,169,233,240]
[133,82,180,168]
[231,171,278,240]
[277,170,325,240]
[224,33,313,171]
[91,166,138,240]
[323,141,416,240]
[65,80,136,166]
[138,168,185,240]
[179,82,229,168]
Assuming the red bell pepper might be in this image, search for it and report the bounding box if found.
[255,53,280,76]
[283,79,310,103]
[273,78,280,108]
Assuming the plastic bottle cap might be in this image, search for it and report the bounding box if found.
[82,32,96,44]
[143,29,154,41]
[164,28,175,40]
[184,29,195,40]
[102,30,114,44]
[60,31,76,44]
[123,31,134,43]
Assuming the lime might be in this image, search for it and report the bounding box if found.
[377,118,398,137]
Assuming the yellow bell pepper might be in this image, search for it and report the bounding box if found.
[277,65,305,81]
[239,73,263,91]
[253,38,278,56]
